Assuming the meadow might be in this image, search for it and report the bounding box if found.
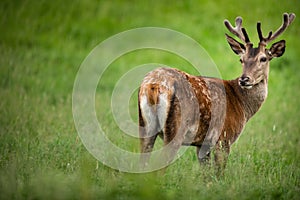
[1,0,300,199]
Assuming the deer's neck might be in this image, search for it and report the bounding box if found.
[230,78,268,121]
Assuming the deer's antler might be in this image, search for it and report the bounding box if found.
[257,13,296,46]
[224,16,251,44]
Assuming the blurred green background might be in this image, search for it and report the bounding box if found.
[1,0,300,199]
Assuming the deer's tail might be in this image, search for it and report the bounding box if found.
[147,84,160,108]
[139,83,169,134]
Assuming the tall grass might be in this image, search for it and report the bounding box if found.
[1,0,300,199]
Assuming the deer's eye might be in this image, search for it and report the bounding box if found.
[239,59,243,63]
[260,57,267,62]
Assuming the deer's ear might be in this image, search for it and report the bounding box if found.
[225,34,246,55]
[269,40,286,59]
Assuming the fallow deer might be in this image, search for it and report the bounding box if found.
[138,13,295,172]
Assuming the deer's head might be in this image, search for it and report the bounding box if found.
[224,13,295,89]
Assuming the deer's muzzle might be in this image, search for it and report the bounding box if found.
[239,76,253,89]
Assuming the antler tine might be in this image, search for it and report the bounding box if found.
[257,22,263,41]
[269,13,296,41]
[258,13,296,45]
[241,28,251,43]
[224,16,246,43]
[257,22,273,43]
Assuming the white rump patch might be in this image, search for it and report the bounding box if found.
[156,93,169,131]
[140,95,159,137]
[140,93,170,136]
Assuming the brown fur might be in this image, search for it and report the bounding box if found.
[147,84,160,106]
[138,14,295,174]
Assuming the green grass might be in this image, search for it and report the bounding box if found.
[1,0,300,199]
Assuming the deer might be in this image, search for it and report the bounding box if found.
[138,13,295,173]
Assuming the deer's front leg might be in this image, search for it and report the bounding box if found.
[214,140,230,176]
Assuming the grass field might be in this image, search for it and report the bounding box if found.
[1,0,300,199]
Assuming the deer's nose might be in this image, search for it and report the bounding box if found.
[239,76,250,86]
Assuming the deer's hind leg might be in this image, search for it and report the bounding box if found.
[196,146,211,164]
[139,107,161,168]
[139,133,159,168]
[161,96,188,167]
